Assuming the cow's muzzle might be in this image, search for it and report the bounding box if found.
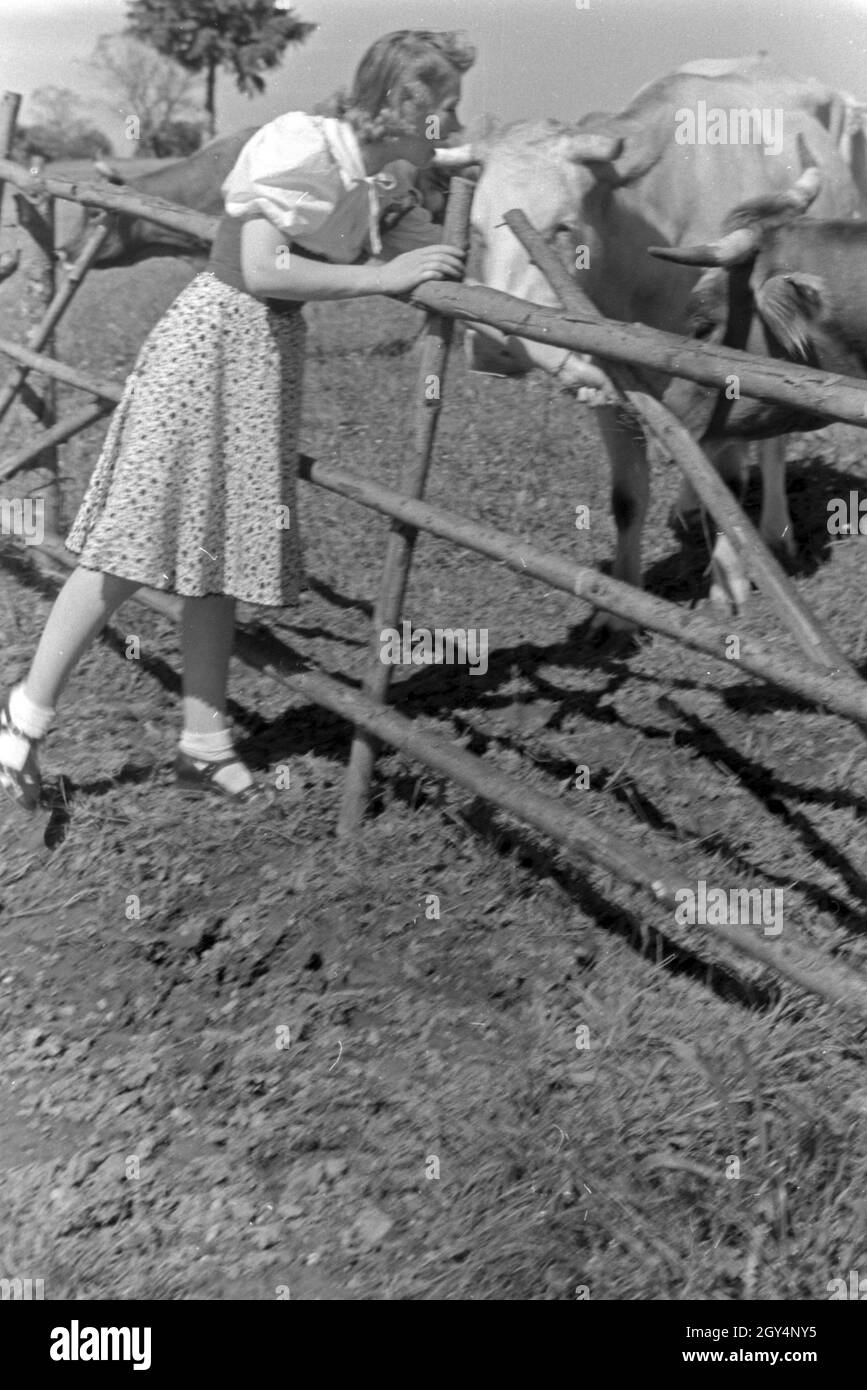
[464,324,529,376]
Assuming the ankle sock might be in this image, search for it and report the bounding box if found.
[0,683,54,772]
[178,726,253,796]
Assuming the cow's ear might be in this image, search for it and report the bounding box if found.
[754,272,827,360]
[685,269,729,337]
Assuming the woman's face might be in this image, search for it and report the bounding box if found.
[401,69,463,166]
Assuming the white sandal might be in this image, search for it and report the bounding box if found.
[0,700,43,813]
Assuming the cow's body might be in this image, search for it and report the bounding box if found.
[60,127,260,265]
[465,56,864,616]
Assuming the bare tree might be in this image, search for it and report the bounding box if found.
[16,86,112,161]
[87,33,206,154]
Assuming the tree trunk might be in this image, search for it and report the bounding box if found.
[206,60,216,139]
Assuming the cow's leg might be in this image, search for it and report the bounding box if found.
[672,474,701,524]
[755,437,796,559]
[704,439,794,611]
[590,404,650,632]
[703,440,753,611]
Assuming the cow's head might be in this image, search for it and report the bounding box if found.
[464,122,642,391]
[648,166,853,434]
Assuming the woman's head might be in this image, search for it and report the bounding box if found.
[333,31,475,146]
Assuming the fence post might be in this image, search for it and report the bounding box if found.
[16,154,60,531]
[0,92,22,550]
[0,215,112,429]
[0,92,21,270]
[336,176,476,836]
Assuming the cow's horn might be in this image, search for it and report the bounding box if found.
[649,163,823,268]
[781,165,821,213]
[94,158,125,185]
[648,225,762,268]
[560,132,624,164]
[432,143,477,169]
[728,166,822,222]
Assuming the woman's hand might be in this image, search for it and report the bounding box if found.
[375,244,466,294]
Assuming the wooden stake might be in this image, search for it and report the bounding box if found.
[0,337,122,402]
[0,217,112,427]
[336,176,475,836]
[0,93,22,278]
[0,400,112,481]
[16,156,60,529]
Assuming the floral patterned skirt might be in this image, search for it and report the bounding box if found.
[65,270,306,607]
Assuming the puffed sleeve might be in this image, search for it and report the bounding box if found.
[221,112,343,238]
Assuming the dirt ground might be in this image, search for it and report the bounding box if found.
[1,182,867,1301]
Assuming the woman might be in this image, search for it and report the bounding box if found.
[0,30,472,811]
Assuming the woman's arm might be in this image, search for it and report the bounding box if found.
[241,216,381,300]
[240,216,464,301]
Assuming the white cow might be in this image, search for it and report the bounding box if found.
[443,55,864,624]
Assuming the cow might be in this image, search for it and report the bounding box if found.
[455,55,865,622]
[57,126,462,269]
[57,127,259,267]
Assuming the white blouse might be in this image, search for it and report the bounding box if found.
[221,111,441,262]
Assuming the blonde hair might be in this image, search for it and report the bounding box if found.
[318,31,475,142]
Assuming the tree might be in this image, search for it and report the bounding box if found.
[15,87,113,162]
[150,120,205,156]
[87,34,206,156]
[125,0,316,139]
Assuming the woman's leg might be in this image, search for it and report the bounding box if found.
[25,565,143,708]
[180,593,236,732]
[1,565,141,807]
[178,594,253,795]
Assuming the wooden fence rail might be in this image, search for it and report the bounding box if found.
[0,156,217,245]
[408,282,867,428]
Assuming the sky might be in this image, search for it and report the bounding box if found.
[3,0,867,155]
